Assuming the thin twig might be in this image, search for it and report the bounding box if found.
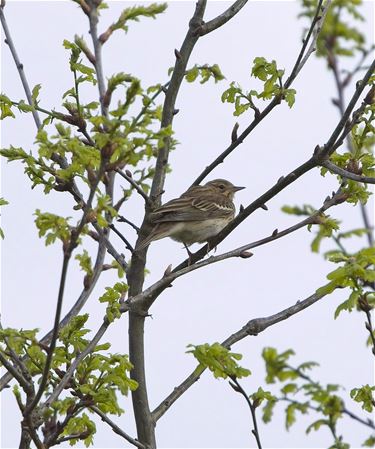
[229,376,262,449]
[0,240,107,391]
[117,215,140,234]
[116,169,150,205]
[109,223,134,253]
[90,405,146,449]
[0,6,41,128]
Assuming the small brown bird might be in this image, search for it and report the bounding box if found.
[136,179,245,251]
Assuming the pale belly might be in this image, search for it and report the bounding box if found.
[168,218,231,245]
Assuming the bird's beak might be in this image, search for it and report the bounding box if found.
[234,185,245,192]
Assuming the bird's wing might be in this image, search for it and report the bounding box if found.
[150,194,234,223]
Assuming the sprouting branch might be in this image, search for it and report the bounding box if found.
[192,0,331,187]
[87,0,107,115]
[228,376,263,449]
[44,318,111,408]
[0,5,41,129]
[199,0,248,35]
[322,160,375,184]
[152,288,332,422]
[0,240,107,391]
[287,0,330,82]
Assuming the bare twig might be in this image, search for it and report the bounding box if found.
[90,405,146,449]
[118,215,140,233]
[199,0,248,35]
[229,376,262,449]
[0,6,41,128]
[116,169,150,205]
[109,223,134,253]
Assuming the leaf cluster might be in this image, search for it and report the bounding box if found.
[187,342,251,379]
[221,57,296,117]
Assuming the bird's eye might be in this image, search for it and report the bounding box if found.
[219,184,225,190]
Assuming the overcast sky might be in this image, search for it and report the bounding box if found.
[1,1,374,448]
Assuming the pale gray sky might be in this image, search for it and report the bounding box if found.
[1,1,374,448]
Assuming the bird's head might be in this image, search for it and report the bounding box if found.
[205,179,245,199]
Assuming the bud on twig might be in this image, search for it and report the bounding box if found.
[231,122,239,143]
[239,250,253,259]
[260,204,268,211]
[364,86,375,105]
[174,49,181,59]
[164,264,173,277]
[272,229,278,237]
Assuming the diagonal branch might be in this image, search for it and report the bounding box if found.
[90,405,146,449]
[152,288,333,422]
[116,169,150,205]
[0,5,41,128]
[199,0,248,36]
[192,0,330,187]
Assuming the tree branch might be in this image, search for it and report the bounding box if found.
[192,0,330,186]
[0,240,107,391]
[44,319,110,408]
[0,5,41,129]
[89,406,146,449]
[87,0,106,115]
[109,223,134,253]
[199,0,248,35]
[322,160,375,184]
[115,169,150,205]
[152,288,332,422]
[228,376,262,449]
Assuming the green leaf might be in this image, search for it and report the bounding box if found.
[306,418,330,434]
[0,94,15,119]
[31,84,41,104]
[187,343,251,379]
[334,290,360,318]
[350,385,375,413]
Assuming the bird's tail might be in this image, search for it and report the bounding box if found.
[135,234,154,251]
[135,223,171,251]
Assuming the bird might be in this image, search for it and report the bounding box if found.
[136,179,245,251]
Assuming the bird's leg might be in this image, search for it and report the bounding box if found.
[206,239,217,255]
[183,244,194,265]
